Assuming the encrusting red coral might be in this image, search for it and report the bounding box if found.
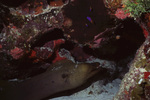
[10,47,24,59]
[52,50,66,63]
[0,44,2,49]
[27,39,65,63]
[141,25,149,38]
[29,50,37,58]
[115,8,130,19]
[54,39,65,47]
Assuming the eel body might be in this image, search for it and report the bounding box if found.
[0,60,100,100]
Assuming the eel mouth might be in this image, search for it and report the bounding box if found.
[87,63,101,79]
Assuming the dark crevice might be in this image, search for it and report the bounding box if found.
[31,28,64,49]
[83,18,145,61]
[0,23,3,33]
[60,40,76,51]
[0,0,27,7]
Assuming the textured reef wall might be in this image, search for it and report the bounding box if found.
[0,0,150,99]
[114,36,150,100]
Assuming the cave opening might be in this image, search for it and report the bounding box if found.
[83,18,145,62]
[31,28,64,49]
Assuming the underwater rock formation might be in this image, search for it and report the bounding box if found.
[113,0,150,99]
[0,0,150,100]
[0,0,66,60]
[114,36,150,100]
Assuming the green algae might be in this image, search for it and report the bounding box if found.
[135,58,147,68]
[131,84,144,100]
[124,0,150,18]
[145,63,150,71]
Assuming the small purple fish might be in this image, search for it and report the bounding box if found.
[86,16,93,23]
[90,6,93,12]
[85,23,89,27]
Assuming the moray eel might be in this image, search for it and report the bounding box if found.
[0,60,100,100]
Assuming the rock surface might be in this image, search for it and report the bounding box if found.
[0,0,150,100]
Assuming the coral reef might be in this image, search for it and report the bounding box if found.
[0,0,150,100]
[114,36,150,100]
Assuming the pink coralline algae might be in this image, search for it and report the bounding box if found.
[34,47,53,59]
[141,25,149,38]
[30,39,65,61]
[54,39,65,47]
[10,47,24,59]
[0,44,2,49]
[52,50,66,63]
[92,38,103,48]
[115,9,130,19]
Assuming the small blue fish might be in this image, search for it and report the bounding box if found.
[85,23,89,27]
[86,16,93,23]
[90,6,93,12]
